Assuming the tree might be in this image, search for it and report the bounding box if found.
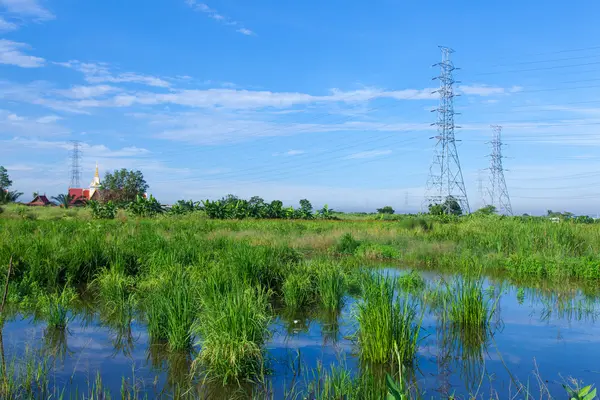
[52,193,75,208]
[101,169,148,203]
[298,199,313,219]
[377,206,395,214]
[0,190,21,204]
[0,166,12,190]
[473,205,496,216]
[428,196,462,216]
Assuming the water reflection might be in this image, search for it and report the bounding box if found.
[0,272,600,398]
[43,326,72,365]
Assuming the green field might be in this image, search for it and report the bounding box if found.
[0,206,599,398]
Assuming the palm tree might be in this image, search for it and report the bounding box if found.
[52,194,75,208]
[0,189,22,204]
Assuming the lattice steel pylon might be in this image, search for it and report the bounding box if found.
[69,140,82,188]
[487,125,513,215]
[424,46,470,214]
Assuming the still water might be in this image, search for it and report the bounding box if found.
[2,270,599,399]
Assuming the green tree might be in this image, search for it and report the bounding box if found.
[298,199,313,219]
[101,169,148,203]
[428,196,462,216]
[0,166,12,190]
[0,190,21,204]
[473,205,496,216]
[376,206,395,214]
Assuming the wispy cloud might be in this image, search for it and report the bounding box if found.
[459,84,522,96]
[273,149,305,156]
[56,60,170,88]
[0,0,54,21]
[0,109,68,136]
[0,39,45,68]
[345,150,392,160]
[185,0,255,36]
[66,87,437,111]
[55,85,120,99]
[0,16,17,31]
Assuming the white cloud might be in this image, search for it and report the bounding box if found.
[56,60,170,88]
[0,0,54,21]
[237,28,254,36]
[273,149,305,156]
[138,110,432,145]
[0,39,45,67]
[55,85,120,99]
[36,115,61,123]
[69,87,437,111]
[459,84,522,97]
[0,109,67,136]
[185,0,255,36]
[0,16,17,31]
[345,150,392,159]
[0,80,92,114]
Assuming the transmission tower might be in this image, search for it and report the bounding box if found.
[424,46,470,214]
[477,170,486,208]
[486,125,513,215]
[69,140,82,188]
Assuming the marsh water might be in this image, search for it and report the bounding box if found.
[3,269,600,399]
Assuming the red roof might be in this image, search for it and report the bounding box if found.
[27,195,51,206]
[68,188,90,204]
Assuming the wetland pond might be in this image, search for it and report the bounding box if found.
[2,268,599,399]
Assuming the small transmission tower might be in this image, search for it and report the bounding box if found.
[425,46,470,214]
[487,125,513,215]
[69,140,82,188]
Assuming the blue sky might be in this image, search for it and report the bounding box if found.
[1,0,600,214]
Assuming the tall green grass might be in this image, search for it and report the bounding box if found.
[144,266,196,351]
[315,261,347,311]
[356,275,422,365]
[40,286,76,329]
[194,280,271,384]
[282,266,314,309]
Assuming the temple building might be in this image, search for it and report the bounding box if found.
[68,163,102,204]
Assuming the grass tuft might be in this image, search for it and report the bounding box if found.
[357,274,422,365]
[194,281,271,384]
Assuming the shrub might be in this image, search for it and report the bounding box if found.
[355,243,400,260]
[397,270,426,292]
[376,206,395,214]
[127,195,164,217]
[89,200,117,219]
[335,233,360,255]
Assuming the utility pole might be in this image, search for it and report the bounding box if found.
[425,46,470,214]
[487,125,513,215]
[69,140,82,188]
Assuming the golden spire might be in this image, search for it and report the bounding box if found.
[94,162,99,178]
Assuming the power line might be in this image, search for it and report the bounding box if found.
[486,125,513,215]
[425,46,470,214]
[69,140,82,189]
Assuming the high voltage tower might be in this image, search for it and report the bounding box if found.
[69,140,82,188]
[425,46,470,214]
[486,125,513,215]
